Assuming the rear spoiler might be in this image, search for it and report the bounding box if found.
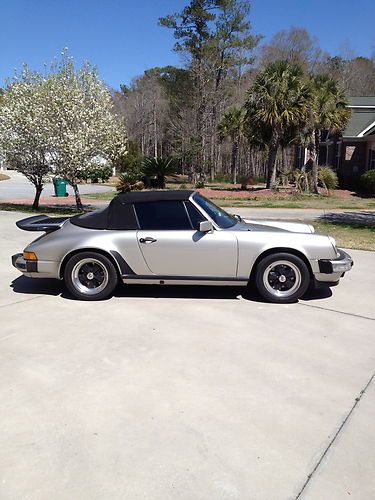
[16,215,70,232]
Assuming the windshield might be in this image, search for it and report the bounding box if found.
[193,193,236,229]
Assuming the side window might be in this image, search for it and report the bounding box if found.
[109,203,139,230]
[184,201,206,229]
[134,201,192,230]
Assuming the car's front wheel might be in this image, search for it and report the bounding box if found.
[64,252,119,300]
[255,252,310,303]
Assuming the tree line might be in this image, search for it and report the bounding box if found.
[113,0,375,188]
[1,0,374,209]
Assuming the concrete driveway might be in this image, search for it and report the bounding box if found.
[0,170,114,200]
[1,210,374,500]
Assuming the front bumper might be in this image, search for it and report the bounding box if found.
[318,249,353,274]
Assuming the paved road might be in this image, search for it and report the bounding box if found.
[1,210,375,499]
[229,206,375,222]
[0,170,114,200]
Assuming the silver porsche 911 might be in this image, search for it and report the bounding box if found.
[12,190,353,303]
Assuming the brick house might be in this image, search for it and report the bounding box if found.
[296,96,375,188]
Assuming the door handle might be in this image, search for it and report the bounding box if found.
[139,237,157,244]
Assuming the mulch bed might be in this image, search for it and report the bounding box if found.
[197,187,359,199]
[199,187,330,199]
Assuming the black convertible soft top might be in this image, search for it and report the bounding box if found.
[71,190,195,230]
[115,190,194,204]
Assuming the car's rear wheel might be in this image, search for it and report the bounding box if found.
[255,252,310,303]
[64,252,118,300]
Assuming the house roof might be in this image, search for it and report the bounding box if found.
[343,97,375,138]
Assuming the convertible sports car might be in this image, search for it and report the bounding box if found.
[12,190,353,303]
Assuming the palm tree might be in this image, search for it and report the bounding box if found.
[307,75,350,193]
[218,107,245,184]
[245,60,311,189]
[142,157,178,189]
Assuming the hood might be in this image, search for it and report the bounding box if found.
[243,219,315,234]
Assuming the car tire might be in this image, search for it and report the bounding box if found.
[255,252,310,304]
[64,252,119,301]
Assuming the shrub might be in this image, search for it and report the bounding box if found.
[116,174,132,193]
[195,180,205,189]
[80,164,113,183]
[238,175,254,190]
[214,174,232,183]
[142,157,178,189]
[179,183,187,189]
[359,169,375,195]
[275,171,292,189]
[318,166,338,192]
[292,169,311,193]
[115,140,143,175]
[116,173,144,193]
[253,175,266,184]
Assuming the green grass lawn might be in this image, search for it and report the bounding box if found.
[215,195,375,210]
[82,191,116,201]
[311,221,375,252]
[0,202,80,215]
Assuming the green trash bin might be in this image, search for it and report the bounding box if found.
[53,178,68,197]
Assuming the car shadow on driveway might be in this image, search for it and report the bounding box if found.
[10,276,332,302]
[11,276,62,296]
[10,276,255,301]
[302,287,332,301]
[115,284,260,301]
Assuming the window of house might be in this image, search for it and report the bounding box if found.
[336,142,342,169]
[134,201,192,230]
[369,149,375,170]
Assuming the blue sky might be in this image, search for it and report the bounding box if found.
[0,0,374,89]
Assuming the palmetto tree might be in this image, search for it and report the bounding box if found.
[307,75,350,193]
[218,107,246,184]
[142,157,178,189]
[245,60,311,189]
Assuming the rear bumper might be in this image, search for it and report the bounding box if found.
[12,253,59,278]
[12,253,37,273]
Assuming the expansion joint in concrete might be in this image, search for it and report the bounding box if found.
[294,369,375,499]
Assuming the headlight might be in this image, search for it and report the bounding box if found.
[332,261,352,273]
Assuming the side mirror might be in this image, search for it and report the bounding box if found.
[198,220,213,232]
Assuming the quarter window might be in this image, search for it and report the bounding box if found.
[184,201,206,229]
[134,201,192,230]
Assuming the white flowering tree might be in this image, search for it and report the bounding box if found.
[0,51,127,211]
[45,52,127,210]
[0,69,51,209]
